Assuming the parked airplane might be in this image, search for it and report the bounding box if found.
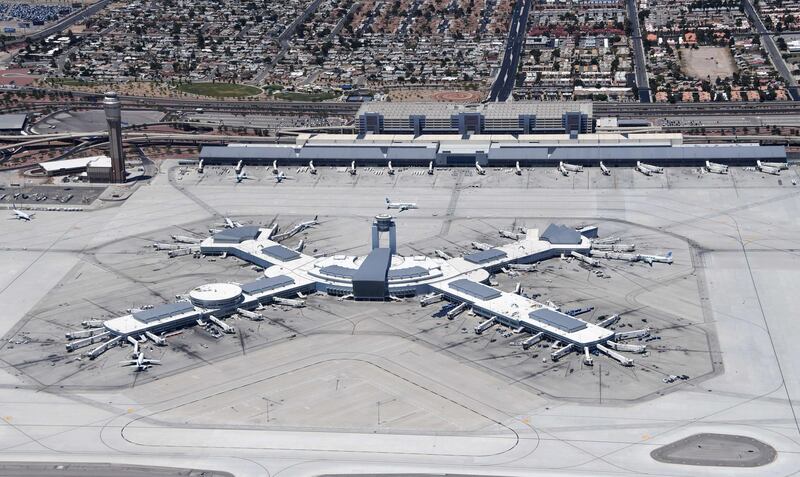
[197,159,204,173]
[475,161,485,175]
[427,161,434,175]
[11,206,34,221]
[271,215,318,242]
[637,161,664,174]
[558,162,570,176]
[705,161,729,174]
[635,162,652,176]
[471,241,492,251]
[274,171,294,183]
[515,161,522,175]
[499,229,520,239]
[348,161,357,175]
[600,162,611,175]
[120,353,161,372]
[171,235,201,244]
[761,161,788,170]
[385,197,417,211]
[308,160,317,174]
[757,160,781,175]
[561,162,583,172]
[640,251,673,265]
[434,249,452,260]
[298,215,319,228]
[387,161,395,175]
[274,296,305,308]
[223,217,242,228]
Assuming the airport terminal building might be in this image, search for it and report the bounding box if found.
[355,101,594,135]
[199,132,786,168]
[98,216,617,353]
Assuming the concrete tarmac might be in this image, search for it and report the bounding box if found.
[0,462,233,477]
[1,162,800,476]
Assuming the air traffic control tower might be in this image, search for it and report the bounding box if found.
[371,213,397,254]
[353,214,397,300]
[103,91,126,183]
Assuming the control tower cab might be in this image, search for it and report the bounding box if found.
[371,214,397,254]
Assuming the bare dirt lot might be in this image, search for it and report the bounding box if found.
[388,89,485,102]
[680,46,737,81]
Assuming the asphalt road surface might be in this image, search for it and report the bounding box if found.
[626,0,651,103]
[742,0,800,101]
[488,0,532,101]
[0,462,233,477]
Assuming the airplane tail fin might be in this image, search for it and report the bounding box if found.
[666,251,673,259]
[385,197,390,203]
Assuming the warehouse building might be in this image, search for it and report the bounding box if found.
[356,101,594,135]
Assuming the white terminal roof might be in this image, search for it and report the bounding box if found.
[294,132,685,148]
[433,279,614,346]
[200,226,607,346]
[104,224,610,346]
[39,155,111,173]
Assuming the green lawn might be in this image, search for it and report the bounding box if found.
[273,91,340,101]
[177,82,262,98]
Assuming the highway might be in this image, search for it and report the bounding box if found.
[488,0,532,102]
[625,0,651,103]
[4,123,800,160]
[595,100,800,116]
[9,89,800,123]
[741,0,800,101]
[0,130,298,151]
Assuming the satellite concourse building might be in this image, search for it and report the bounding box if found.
[89,218,631,366]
